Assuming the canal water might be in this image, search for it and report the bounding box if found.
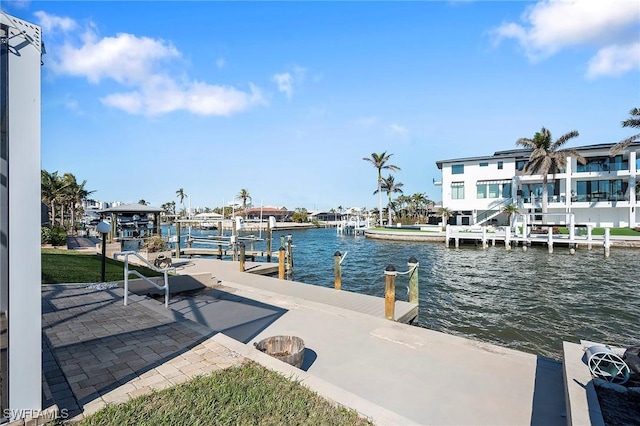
[170,226,640,360]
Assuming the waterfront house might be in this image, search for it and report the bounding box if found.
[435,142,639,228]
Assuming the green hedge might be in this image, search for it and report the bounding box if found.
[41,226,67,246]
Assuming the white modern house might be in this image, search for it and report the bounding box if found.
[435,142,639,228]
[0,12,43,422]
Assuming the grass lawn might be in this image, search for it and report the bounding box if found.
[41,248,164,284]
[555,227,640,236]
[78,362,371,426]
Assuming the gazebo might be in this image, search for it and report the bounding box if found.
[99,203,163,242]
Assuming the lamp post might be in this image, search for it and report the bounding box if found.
[97,221,111,282]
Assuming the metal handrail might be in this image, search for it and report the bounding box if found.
[114,251,175,308]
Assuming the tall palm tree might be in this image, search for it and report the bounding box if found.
[237,189,252,214]
[176,188,187,218]
[363,152,401,226]
[375,174,403,226]
[516,127,586,223]
[609,107,640,156]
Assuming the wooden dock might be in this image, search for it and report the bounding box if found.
[174,248,278,260]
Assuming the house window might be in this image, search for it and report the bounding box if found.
[451,183,465,199]
[488,184,500,198]
[452,164,464,175]
[497,161,503,170]
[502,183,512,198]
[477,185,487,199]
[479,162,488,167]
[516,160,527,171]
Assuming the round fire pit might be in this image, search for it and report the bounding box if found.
[254,335,305,368]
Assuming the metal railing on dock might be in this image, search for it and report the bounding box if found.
[114,251,175,308]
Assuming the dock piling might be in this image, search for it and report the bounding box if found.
[407,257,418,305]
[548,227,553,253]
[334,251,342,290]
[604,228,611,258]
[384,265,397,320]
[239,243,246,272]
[278,246,286,279]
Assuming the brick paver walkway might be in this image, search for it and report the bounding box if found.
[41,284,245,421]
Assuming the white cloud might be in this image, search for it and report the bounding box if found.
[42,13,265,116]
[387,123,409,138]
[272,66,307,99]
[34,10,77,33]
[492,0,640,77]
[273,72,293,99]
[587,42,640,79]
[354,116,378,128]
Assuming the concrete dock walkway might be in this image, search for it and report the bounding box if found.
[41,254,567,425]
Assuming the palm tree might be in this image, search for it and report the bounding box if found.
[516,127,586,223]
[237,189,252,214]
[363,152,401,226]
[437,207,452,229]
[502,204,520,230]
[609,107,640,156]
[375,174,403,226]
[176,188,187,218]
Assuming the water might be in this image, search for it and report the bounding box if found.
[166,226,640,360]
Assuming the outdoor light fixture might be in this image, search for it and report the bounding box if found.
[96,221,111,282]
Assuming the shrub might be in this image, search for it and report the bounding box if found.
[143,235,167,252]
[41,226,67,246]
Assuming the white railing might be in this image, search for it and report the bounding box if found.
[114,251,175,308]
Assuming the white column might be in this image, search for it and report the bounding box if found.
[629,150,636,228]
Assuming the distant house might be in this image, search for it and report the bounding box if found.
[241,206,292,222]
[312,211,344,222]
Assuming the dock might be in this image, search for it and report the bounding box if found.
[170,258,419,324]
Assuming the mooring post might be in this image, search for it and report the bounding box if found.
[334,251,342,290]
[445,224,450,247]
[266,220,272,262]
[408,257,419,305]
[287,234,293,271]
[587,225,593,250]
[278,246,286,279]
[548,226,553,253]
[175,222,181,259]
[217,221,223,259]
[481,226,487,249]
[384,265,397,320]
[604,228,611,258]
[505,226,511,250]
[239,243,246,272]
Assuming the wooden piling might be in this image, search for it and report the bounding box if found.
[548,227,553,253]
[505,227,511,250]
[287,235,293,271]
[587,226,593,250]
[175,222,181,259]
[408,257,419,305]
[278,246,286,279]
[239,243,246,272]
[266,220,272,262]
[334,251,342,290]
[218,221,223,259]
[604,228,611,258]
[384,265,397,320]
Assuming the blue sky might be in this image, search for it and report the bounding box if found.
[3,1,639,212]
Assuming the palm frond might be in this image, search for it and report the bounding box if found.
[609,133,640,156]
